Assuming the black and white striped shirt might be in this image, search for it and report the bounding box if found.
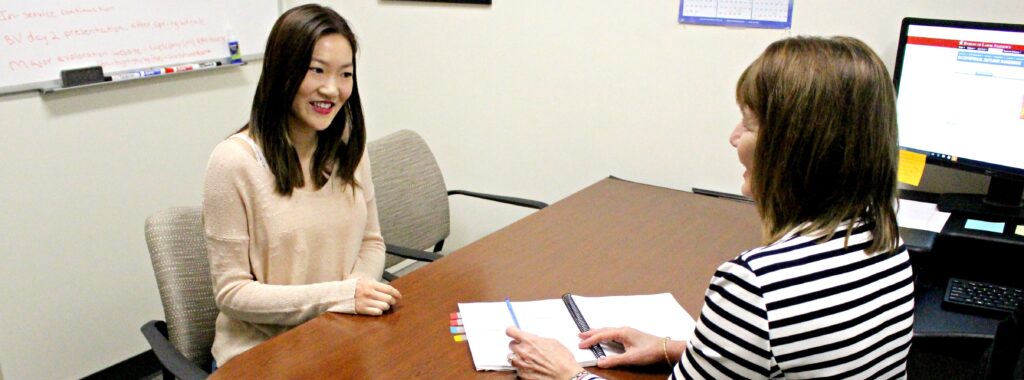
[674,221,914,379]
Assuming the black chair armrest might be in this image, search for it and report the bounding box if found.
[382,244,442,282]
[386,243,443,262]
[140,320,209,380]
[447,190,548,210]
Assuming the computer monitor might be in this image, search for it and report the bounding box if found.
[893,17,1024,220]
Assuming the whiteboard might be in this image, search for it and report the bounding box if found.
[0,0,280,94]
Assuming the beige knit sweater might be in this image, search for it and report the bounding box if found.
[202,134,385,365]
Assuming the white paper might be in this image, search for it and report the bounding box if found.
[458,293,695,372]
[896,199,951,233]
[574,293,696,344]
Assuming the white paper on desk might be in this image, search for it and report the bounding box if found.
[897,199,951,233]
[458,293,695,371]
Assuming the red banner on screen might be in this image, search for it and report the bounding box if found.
[907,36,1024,52]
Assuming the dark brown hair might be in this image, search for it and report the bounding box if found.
[736,36,900,254]
[246,4,365,196]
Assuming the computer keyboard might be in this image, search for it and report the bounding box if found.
[944,277,1022,315]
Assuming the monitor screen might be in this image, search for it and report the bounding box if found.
[894,18,1024,178]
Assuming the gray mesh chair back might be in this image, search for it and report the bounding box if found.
[145,206,218,372]
[368,130,451,268]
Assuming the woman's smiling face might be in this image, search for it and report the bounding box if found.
[288,33,354,134]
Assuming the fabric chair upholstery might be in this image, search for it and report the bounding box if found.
[141,206,216,380]
[368,129,548,280]
[368,129,451,268]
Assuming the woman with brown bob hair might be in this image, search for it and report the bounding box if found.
[202,4,400,367]
[504,36,914,379]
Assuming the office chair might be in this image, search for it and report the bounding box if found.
[140,206,215,380]
[983,304,1024,379]
[367,129,548,281]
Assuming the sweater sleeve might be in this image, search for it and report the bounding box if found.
[203,140,358,325]
[674,258,776,379]
[349,150,386,280]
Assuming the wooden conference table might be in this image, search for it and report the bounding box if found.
[211,177,763,379]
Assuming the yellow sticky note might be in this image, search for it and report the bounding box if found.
[1016,225,1024,237]
[453,334,466,343]
[898,150,926,186]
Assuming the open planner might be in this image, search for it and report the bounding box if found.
[458,293,695,371]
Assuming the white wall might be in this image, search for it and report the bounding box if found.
[337,0,1022,251]
[1,1,1021,378]
[0,66,262,378]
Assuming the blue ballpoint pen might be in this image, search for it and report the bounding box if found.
[505,297,521,329]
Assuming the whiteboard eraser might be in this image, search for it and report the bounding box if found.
[60,66,106,87]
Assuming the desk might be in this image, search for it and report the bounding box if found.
[210,177,763,379]
[909,237,1010,339]
[899,190,1009,339]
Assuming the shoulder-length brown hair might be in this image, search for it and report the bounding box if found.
[736,36,900,254]
[246,4,366,196]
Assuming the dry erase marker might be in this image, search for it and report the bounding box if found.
[505,297,521,329]
[198,61,222,69]
[167,61,221,73]
[165,64,197,73]
[172,63,200,72]
[113,67,166,81]
[110,71,142,81]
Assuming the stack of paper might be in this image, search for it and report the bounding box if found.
[458,293,695,371]
[897,199,951,233]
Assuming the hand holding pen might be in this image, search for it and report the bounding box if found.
[506,325,587,379]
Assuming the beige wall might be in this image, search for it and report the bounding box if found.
[0,66,262,379]
[335,0,1020,247]
[1,0,1021,378]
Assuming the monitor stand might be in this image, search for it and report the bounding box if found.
[937,175,1024,252]
[938,175,1024,221]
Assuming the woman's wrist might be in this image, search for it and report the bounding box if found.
[665,339,685,365]
[569,368,591,380]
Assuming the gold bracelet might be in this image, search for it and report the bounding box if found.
[569,369,591,380]
[662,336,672,366]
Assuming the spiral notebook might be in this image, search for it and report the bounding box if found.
[457,293,695,371]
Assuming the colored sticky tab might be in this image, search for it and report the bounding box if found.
[453,334,467,342]
[897,150,926,186]
[964,219,1004,233]
[1015,225,1024,236]
[449,318,462,326]
[450,326,465,334]
[449,312,460,320]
